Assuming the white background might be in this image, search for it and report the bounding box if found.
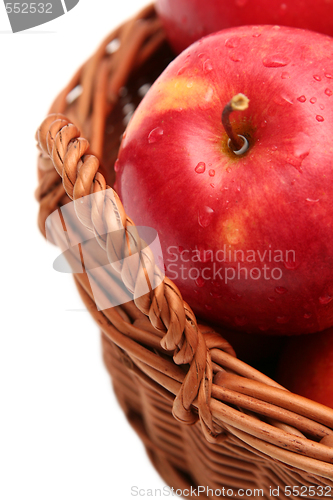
[0,2,170,499]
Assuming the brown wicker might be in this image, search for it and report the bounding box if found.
[35,4,333,498]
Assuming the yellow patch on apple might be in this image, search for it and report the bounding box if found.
[220,217,247,249]
[127,76,217,133]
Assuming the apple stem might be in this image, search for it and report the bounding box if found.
[222,94,250,154]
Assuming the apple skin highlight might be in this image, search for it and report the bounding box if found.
[156,0,333,54]
[116,25,333,335]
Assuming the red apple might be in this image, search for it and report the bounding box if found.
[276,327,333,408]
[156,0,333,54]
[115,25,333,336]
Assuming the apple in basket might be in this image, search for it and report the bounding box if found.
[276,327,333,408]
[115,25,333,336]
[156,0,333,54]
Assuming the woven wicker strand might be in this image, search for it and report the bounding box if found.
[36,4,333,496]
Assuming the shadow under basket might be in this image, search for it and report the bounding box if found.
[35,4,333,498]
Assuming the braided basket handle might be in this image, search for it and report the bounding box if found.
[36,113,236,433]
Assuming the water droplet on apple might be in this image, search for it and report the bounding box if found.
[252,27,262,37]
[204,86,214,102]
[306,198,319,203]
[268,296,275,302]
[195,276,205,288]
[326,73,333,79]
[209,169,215,177]
[284,257,299,270]
[205,304,213,311]
[304,313,312,319]
[210,183,215,188]
[283,94,294,104]
[187,81,193,88]
[225,37,241,49]
[316,115,325,122]
[229,52,243,62]
[114,159,120,172]
[210,291,222,299]
[177,66,187,76]
[325,88,333,96]
[148,127,163,144]
[276,316,289,324]
[203,59,213,73]
[234,316,248,326]
[294,142,310,161]
[195,162,206,173]
[297,95,306,103]
[262,55,290,68]
[271,145,278,151]
[314,75,322,81]
[319,294,332,305]
[275,286,287,294]
[226,167,232,173]
[319,104,325,110]
[274,94,293,106]
[310,97,317,104]
[198,206,215,228]
[286,156,303,171]
[281,72,290,79]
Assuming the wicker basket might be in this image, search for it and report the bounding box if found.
[35,4,333,497]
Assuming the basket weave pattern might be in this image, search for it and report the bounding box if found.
[35,5,333,497]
